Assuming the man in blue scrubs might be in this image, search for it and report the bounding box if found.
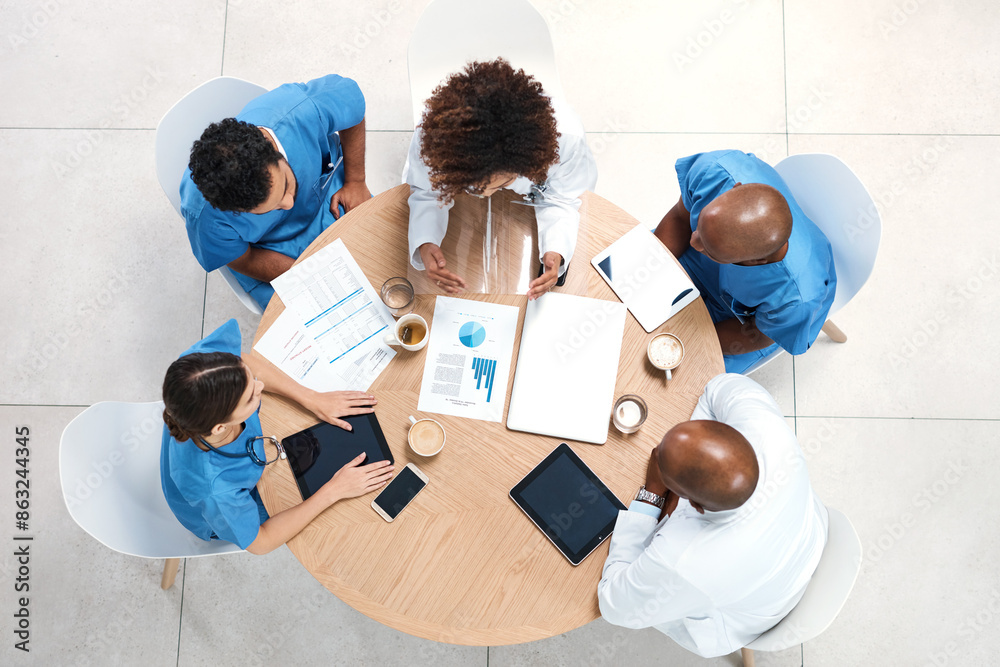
[655,150,836,373]
[180,74,369,309]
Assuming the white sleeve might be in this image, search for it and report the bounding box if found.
[534,129,597,274]
[404,128,453,270]
[694,373,784,425]
[598,511,712,629]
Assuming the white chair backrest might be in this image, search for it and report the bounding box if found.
[154,76,269,215]
[154,77,269,316]
[774,154,882,316]
[59,401,243,559]
[746,507,862,651]
[407,0,564,127]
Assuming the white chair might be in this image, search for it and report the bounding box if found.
[59,401,244,590]
[154,76,269,316]
[407,0,565,127]
[745,153,882,374]
[740,507,862,667]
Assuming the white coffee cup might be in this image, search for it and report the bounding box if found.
[384,314,429,351]
[647,333,685,380]
[407,415,445,456]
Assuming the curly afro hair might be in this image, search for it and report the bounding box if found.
[419,59,560,203]
[188,118,283,212]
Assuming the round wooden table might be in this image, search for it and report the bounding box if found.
[253,184,723,645]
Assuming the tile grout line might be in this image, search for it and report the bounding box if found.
[200,272,208,339]
[781,0,790,157]
[176,559,187,667]
[220,0,229,76]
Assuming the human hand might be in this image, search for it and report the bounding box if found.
[418,243,466,294]
[644,447,668,497]
[302,391,377,431]
[322,452,394,503]
[527,252,562,300]
[330,180,372,219]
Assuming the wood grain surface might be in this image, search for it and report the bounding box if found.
[253,184,724,645]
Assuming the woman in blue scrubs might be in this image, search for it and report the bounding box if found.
[159,319,393,554]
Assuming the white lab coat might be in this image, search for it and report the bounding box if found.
[597,374,829,658]
[404,97,597,276]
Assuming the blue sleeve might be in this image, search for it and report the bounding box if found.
[180,168,255,272]
[628,500,662,518]
[674,151,736,231]
[200,490,262,549]
[755,298,825,354]
[300,74,366,135]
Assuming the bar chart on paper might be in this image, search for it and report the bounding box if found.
[471,357,497,402]
[418,297,519,422]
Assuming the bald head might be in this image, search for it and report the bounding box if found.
[697,183,792,264]
[655,420,760,512]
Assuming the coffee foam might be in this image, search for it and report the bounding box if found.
[409,420,444,455]
[649,335,683,368]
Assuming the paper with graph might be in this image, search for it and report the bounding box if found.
[268,238,395,391]
[417,296,519,422]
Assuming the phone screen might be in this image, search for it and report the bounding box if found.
[373,466,427,520]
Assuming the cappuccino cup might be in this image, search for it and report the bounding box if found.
[647,333,685,380]
[407,415,445,456]
[384,314,429,351]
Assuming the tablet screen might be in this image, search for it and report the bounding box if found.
[283,413,393,500]
[510,443,626,565]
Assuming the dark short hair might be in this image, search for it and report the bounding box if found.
[162,351,246,442]
[420,58,559,203]
[188,118,283,212]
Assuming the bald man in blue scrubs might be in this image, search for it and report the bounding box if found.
[179,74,369,310]
[655,150,836,373]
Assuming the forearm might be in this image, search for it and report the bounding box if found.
[246,489,339,554]
[715,317,775,355]
[227,246,295,283]
[654,200,692,258]
[339,117,367,184]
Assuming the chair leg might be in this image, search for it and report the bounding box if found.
[161,558,180,590]
[821,320,848,343]
[741,647,755,667]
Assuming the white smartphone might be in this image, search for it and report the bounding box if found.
[371,463,428,522]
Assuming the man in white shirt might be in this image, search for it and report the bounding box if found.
[598,374,828,658]
[404,58,597,300]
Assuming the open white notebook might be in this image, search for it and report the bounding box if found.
[591,225,700,333]
[506,293,626,445]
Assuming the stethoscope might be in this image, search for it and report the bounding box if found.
[199,434,287,467]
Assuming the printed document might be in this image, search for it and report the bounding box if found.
[417,296,519,422]
[267,239,395,391]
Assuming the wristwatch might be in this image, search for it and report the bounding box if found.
[635,485,665,508]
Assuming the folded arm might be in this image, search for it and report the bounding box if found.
[227,245,295,283]
[715,317,775,356]
[654,196,692,258]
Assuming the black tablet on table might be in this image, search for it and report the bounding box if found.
[282,413,393,500]
[509,443,627,566]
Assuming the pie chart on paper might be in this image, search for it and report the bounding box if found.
[459,321,486,348]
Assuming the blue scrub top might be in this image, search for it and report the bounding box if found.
[160,319,268,549]
[676,150,836,356]
[179,74,366,303]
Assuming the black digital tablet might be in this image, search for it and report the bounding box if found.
[282,413,394,500]
[509,443,627,566]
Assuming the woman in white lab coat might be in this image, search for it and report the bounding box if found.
[404,58,598,300]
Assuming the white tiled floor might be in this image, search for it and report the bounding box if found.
[3,1,998,665]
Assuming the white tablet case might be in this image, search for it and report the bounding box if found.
[591,225,700,333]
[506,293,626,445]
